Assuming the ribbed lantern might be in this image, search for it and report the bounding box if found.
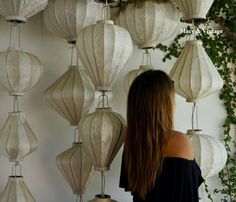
[79,108,126,171]
[169,40,223,102]
[0,111,38,162]
[0,48,43,96]
[123,65,152,94]
[0,0,48,23]
[56,142,94,196]
[0,176,35,202]
[77,20,133,91]
[187,130,227,178]
[175,0,214,20]
[44,65,94,126]
[43,0,102,43]
[116,1,180,49]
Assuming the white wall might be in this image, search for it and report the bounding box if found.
[0,13,226,202]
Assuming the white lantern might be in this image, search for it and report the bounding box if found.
[169,40,223,102]
[56,142,94,196]
[175,0,214,20]
[44,65,94,126]
[43,0,102,43]
[79,108,126,171]
[0,0,48,23]
[0,176,35,202]
[187,129,227,178]
[0,48,43,96]
[77,20,133,91]
[116,1,180,49]
[123,65,152,94]
[0,111,38,162]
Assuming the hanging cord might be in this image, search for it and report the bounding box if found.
[70,44,76,66]
[192,19,197,40]
[13,96,20,112]
[9,23,21,49]
[73,126,81,143]
[76,195,83,202]
[101,171,106,198]
[97,91,109,108]
[11,161,22,176]
[191,102,199,130]
[101,0,110,20]
[141,49,152,66]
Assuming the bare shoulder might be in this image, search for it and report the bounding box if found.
[164,130,194,160]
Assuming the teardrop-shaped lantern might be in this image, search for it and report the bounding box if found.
[79,108,126,171]
[0,111,38,162]
[56,142,94,196]
[0,176,35,202]
[116,1,180,49]
[169,40,223,102]
[0,0,48,23]
[43,0,102,43]
[44,65,94,126]
[187,130,227,178]
[77,20,133,91]
[123,65,152,94]
[175,0,214,20]
[0,48,43,96]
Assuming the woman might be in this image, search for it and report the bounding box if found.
[120,70,204,202]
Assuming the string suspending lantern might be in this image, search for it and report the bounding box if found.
[43,0,102,44]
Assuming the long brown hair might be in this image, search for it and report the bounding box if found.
[124,70,175,199]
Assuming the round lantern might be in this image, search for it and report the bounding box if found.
[0,176,35,202]
[0,111,38,162]
[0,0,48,23]
[43,0,102,43]
[44,65,94,126]
[79,108,126,171]
[187,129,227,178]
[169,40,223,102]
[0,48,43,96]
[77,20,133,91]
[175,0,214,20]
[123,65,152,94]
[116,1,180,49]
[56,142,94,196]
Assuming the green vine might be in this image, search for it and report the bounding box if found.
[156,0,236,201]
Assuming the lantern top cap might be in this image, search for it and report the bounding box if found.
[97,20,114,25]
[95,108,112,112]
[186,40,203,45]
[187,129,203,136]
[139,65,153,69]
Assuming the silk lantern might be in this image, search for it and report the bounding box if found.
[77,20,133,91]
[44,65,94,126]
[0,48,43,96]
[175,0,214,20]
[56,142,94,196]
[79,108,126,171]
[116,1,180,49]
[123,65,152,94]
[0,111,38,162]
[169,40,223,102]
[187,129,227,178]
[0,0,48,23]
[43,0,102,43]
[0,176,35,202]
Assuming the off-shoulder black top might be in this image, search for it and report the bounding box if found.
[119,155,204,202]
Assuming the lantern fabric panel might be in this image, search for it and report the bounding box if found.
[44,65,94,126]
[169,40,223,102]
[43,0,102,43]
[123,65,152,94]
[56,143,94,195]
[187,130,227,178]
[175,0,214,20]
[79,108,126,171]
[116,1,180,49]
[0,176,35,202]
[77,20,133,91]
[0,111,38,162]
[0,0,48,23]
[0,48,43,96]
